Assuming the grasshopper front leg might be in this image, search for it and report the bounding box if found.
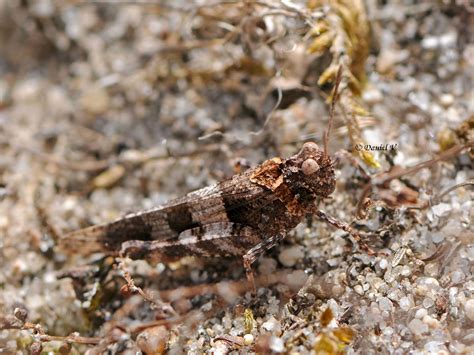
[314,209,376,255]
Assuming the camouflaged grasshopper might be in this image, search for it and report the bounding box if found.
[60,68,373,288]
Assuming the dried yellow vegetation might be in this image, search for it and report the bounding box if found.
[307,0,380,168]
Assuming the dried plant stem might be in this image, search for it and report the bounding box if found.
[0,316,101,345]
[356,142,474,216]
[408,179,474,210]
[116,257,178,316]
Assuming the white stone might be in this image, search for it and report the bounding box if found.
[465,299,474,321]
[378,297,393,312]
[432,203,451,217]
[424,341,447,353]
[431,232,445,244]
[423,315,440,329]
[451,270,464,284]
[466,281,474,292]
[363,87,383,104]
[423,297,434,308]
[354,285,364,295]
[408,318,428,335]
[278,246,304,267]
[0,215,8,228]
[269,336,285,353]
[399,296,412,311]
[439,94,454,107]
[261,317,282,335]
[371,277,385,290]
[415,308,428,319]
[258,257,277,274]
[379,259,388,270]
[422,36,439,49]
[401,266,412,277]
[79,85,110,115]
[417,277,440,288]
[243,334,254,345]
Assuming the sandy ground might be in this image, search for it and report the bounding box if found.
[0,1,473,354]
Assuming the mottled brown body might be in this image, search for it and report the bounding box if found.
[61,142,343,285]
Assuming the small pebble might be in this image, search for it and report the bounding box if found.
[451,270,465,284]
[258,257,277,274]
[244,334,254,345]
[261,316,282,335]
[354,285,364,295]
[431,232,445,244]
[422,36,439,50]
[465,299,474,321]
[79,85,110,115]
[12,79,42,102]
[423,315,440,329]
[408,318,428,335]
[417,277,440,289]
[278,246,304,267]
[432,203,451,217]
[388,290,401,301]
[401,266,412,277]
[363,87,383,104]
[424,263,439,276]
[466,281,474,292]
[269,336,285,353]
[379,259,388,270]
[136,326,169,354]
[370,277,385,290]
[439,94,454,107]
[425,341,447,353]
[400,296,412,311]
[423,297,434,308]
[0,215,9,228]
[384,270,395,283]
[415,308,428,319]
[378,297,393,312]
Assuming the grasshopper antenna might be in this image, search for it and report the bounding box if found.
[324,65,343,158]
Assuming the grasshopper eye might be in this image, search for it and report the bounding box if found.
[302,158,320,175]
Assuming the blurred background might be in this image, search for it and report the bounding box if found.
[0,1,472,353]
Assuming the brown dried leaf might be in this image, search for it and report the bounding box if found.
[92,164,125,189]
[332,326,355,344]
[318,65,339,87]
[314,334,338,355]
[308,31,335,55]
[437,128,458,151]
[320,308,334,327]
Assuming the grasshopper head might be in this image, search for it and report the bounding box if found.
[283,142,336,202]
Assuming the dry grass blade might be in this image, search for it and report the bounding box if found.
[324,65,343,157]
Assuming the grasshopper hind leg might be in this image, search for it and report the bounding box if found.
[242,233,286,293]
[119,221,263,264]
